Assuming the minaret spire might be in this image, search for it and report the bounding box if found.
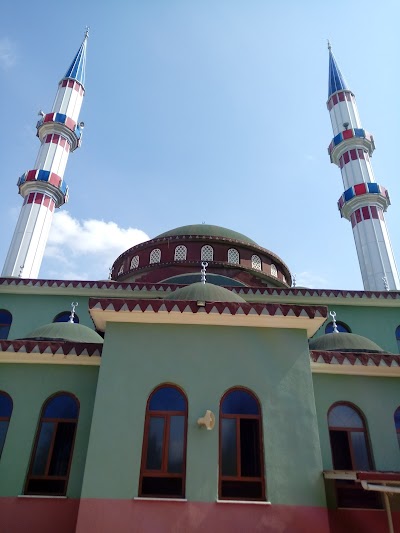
[2,31,88,279]
[326,46,400,291]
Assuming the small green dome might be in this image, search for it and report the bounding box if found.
[24,322,104,344]
[309,332,384,353]
[156,224,257,245]
[165,282,246,303]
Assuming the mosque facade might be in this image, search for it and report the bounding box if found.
[0,34,399,533]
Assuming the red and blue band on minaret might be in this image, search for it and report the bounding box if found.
[326,43,400,291]
[2,30,88,279]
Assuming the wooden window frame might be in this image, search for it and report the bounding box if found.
[219,387,265,501]
[328,401,380,509]
[0,391,13,459]
[24,392,79,496]
[139,384,188,498]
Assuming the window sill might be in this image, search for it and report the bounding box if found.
[18,494,67,499]
[134,497,187,502]
[216,499,271,505]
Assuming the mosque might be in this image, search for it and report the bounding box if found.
[0,32,399,533]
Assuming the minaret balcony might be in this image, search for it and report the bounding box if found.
[328,128,375,165]
[17,169,68,207]
[338,182,390,220]
[36,113,84,152]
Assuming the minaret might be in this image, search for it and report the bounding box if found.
[2,31,88,279]
[327,44,400,291]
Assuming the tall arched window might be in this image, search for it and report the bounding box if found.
[251,255,262,271]
[227,248,239,264]
[394,407,400,448]
[219,388,265,501]
[395,326,400,352]
[201,245,213,261]
[270,264,277,277]
[149,248,161,264]
[0,310,12,340]
[328,402,380,508]
[53,311,79,324]
[325,321,350,334]
[174,245,187,261]
[25,393,79,496]
[130,255,139,269]
[0,392,13,459]
[139,385,187,498]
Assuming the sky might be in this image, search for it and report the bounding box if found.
[0,1,399,289]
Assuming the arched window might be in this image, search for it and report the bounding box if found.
[139,385,187,498]
[201,245,213,261]
[394,407,400,448]
[0,310,12,340]
[25,393,79,496]
[328,402,380,508]
[130,255,139,269]
[325,321,351,334]
[227,248,239,264]
[53,311,79,324]
[0,392,13,459]
[149,248,161,264]
[219,388,265,501]
[174,245,187,261]
[251,255,262,271]
[395,326,400,352]
[270,264,277,277]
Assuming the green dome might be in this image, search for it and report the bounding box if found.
[165,282,246,303]
[156,224,257,245]
[23,322,104,344]
[309,332,384,353]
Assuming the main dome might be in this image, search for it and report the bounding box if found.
[156,224,257,245]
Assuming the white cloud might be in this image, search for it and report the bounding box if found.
[43,211,149,280]
[0,38,16,69]
[294,271,329,289]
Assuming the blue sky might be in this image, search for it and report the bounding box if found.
[0,1,399,289]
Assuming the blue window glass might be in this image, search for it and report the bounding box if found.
[25,393,79,496]
[53,311,79,324]
[221,389,260,415]
[44,394,79,419]
[0,310,12,340]
[325,321,351,334]
[149,386,186,412]
[0,392,13,459]
[328,404,364,428]
[394,407,400,448]
[395,327,400,353]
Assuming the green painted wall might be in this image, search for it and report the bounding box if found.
[0,364,98,498]
[0,294,95,340]
[80,322,326,506]
[312,304,400,354]
[313,373,400,471]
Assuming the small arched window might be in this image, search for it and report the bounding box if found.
[130,255,139,269]
[325,321,351,334]
[53,311,79,324]
[25,393,79,496]
[219,388,265,501]
[149,248,161,264]
[227,248,239,264]
[0,392,13,459]
[201,245,214,261]
[139,385,188,498]
[394,407,400,448]
[0,310,12,340]
[270,264,277,277]
[395,326,400,352]
[328,402,380,508]
[251,255,262,271]
[174,245,187,261]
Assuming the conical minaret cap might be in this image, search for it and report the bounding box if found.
[328,44,348,98]
[63,29,88,88]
